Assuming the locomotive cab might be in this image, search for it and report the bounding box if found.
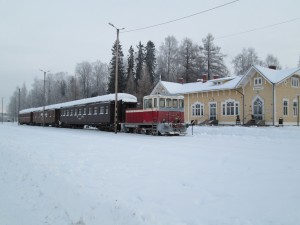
[124,94,187,135]
[143,95,184,111]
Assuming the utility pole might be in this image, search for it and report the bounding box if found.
[18,88,20,125]
[109,23,125,134]
[40,69,49,127]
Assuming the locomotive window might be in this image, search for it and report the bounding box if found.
[159,98,165,107]
[166,98,172,108]
[173,99,178,108]
[179,99,184,108]
[144,99,152,108]
[105,106,108,114]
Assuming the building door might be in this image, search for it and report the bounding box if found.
[253,97,263,120]
[209,102,217,120]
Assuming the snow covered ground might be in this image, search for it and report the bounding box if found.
[0,123,300,225]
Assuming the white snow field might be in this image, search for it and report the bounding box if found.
[0,123,300,225]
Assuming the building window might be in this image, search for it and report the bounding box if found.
[192,103,204,116]
[283,99,288,116]
[254,77,262,86]
[222,100,239,116]
[293,100,298,116]
[291,77,299,88]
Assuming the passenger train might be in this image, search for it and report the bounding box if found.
[19,93,188,135]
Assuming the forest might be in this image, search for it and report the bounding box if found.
[7,33,297,121]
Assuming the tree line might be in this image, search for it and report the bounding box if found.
[8,33,297,120]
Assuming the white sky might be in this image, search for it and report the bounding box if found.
[1,0,300,111]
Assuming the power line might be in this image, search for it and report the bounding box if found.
[216,17,300,39]
[122,0,240,33]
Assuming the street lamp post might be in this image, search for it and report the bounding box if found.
[1,97,3,124]
[40,69,49,127]
[109,23,124,134]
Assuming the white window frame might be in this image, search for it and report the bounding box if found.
[254,77,263,86]
[191,102,204,117]
[291,77,299,88]
[293,99,298,117]
[222,99,239,116]
[283,99,289,116]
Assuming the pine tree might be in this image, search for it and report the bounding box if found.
[135,42,145,92]
[145,41,157,86]
[200,33,228,80]
[107,41,126,93]
[125,46,136,95]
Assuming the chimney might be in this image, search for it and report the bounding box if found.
[268,65,277,70]
[178,77,184,84]
[202,74,208,83]
[213,75,220,79]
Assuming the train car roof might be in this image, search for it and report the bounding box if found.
[19,93,137,114]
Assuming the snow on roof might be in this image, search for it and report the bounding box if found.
[252,65,300,84]
[160,81,183,94]
[175,76,242,94]
[19,93,137,114]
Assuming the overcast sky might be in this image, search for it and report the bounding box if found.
[1,0,300,111]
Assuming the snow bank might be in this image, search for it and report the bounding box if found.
[1,123,300,225]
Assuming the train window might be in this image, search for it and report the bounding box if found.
[74,109,78,116]
[88,107,92,115]
[45,113,48,117]
[78,109,82,115]
[159,98,165,107]
[154,98,157,108]
[144,99,152,108]
[173,99,178,108]
[94,107,98,115]
[105,106,109,114]
[70,110,73,116]
[100,106,104,114]
[83,108,87,115]
[166,98,172,108]
[179,99,184,108]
